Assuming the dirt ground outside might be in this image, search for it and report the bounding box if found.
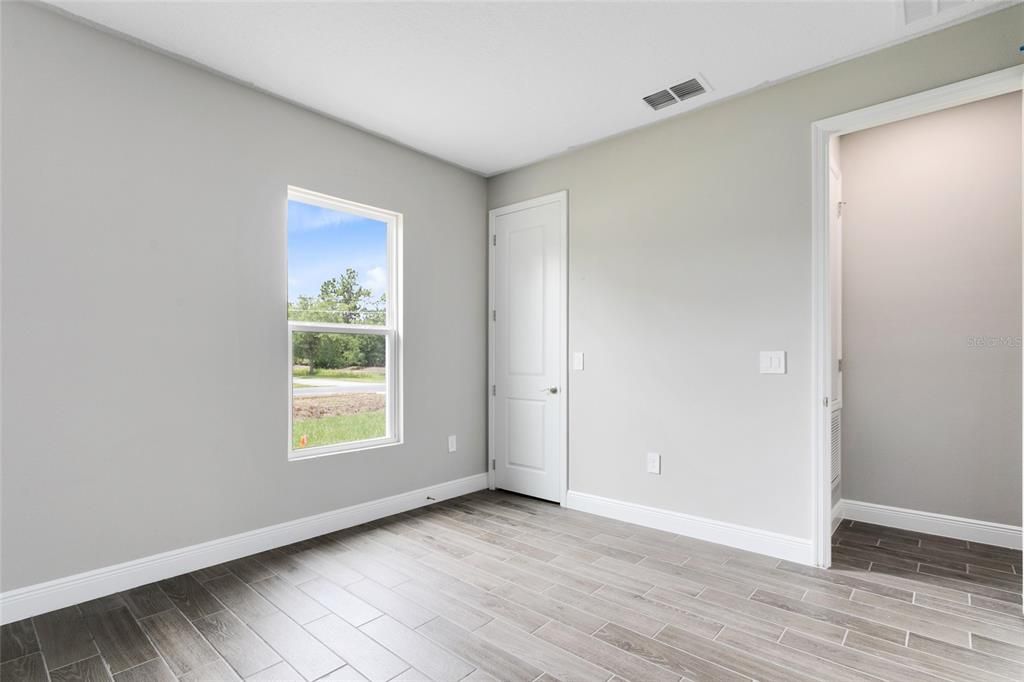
[292,393,385,419]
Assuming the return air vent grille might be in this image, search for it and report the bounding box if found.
[642,89,677,111]
[669,79,706,102]
[830,408,842,485]
[642,76,708,111]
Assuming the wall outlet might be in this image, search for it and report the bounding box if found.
[448,435,457,453]
[573,352,585,371]
[646,452,661,475]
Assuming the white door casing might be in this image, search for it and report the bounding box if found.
[829,160,843,409]
[489,191,567,503]
[829,155,844,494]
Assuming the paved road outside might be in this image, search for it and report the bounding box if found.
[292,376,385,397]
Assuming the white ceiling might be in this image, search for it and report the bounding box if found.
[50,0,1015,176]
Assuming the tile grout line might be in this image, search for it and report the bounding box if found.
[109,654,161,678]
[165,605,240,680]
[42,651,102,675]
[239,565,357,681]
[27,613,53,681]
[114,607,170,682]
[150,578,237,679]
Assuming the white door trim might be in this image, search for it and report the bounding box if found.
[810,64,1024,568]
[488,191,569,505]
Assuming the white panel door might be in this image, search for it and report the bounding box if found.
[490,192,566,502]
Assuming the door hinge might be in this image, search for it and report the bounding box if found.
[491,385,496,396]
[492,235,497,246]
[492,310,496,322]
[837,201,847,217]
[491,458,496,471]
[823,397,830,407]
[837,358,843,373]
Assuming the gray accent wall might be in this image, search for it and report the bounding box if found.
[1,3,487,591]
[488,5,1024,539]
[840,92,1022,526]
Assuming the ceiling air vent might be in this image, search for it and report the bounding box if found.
[643,77,708,112]
[642,89,677,111]
[669,78,706,102]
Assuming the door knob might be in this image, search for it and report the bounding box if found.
[542,386,559,394]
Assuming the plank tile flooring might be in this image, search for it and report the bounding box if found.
[2,491,1022,681]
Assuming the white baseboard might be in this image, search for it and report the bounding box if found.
[837,499,1022,550]
[565,490,814,565]
[832,501,843,534]
[0,473,488,624]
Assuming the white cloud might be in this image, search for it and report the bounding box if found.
[288,205,365,233]
[364,266,387,296]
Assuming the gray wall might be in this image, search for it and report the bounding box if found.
[488,5,1024,539]
[841,93,1022,526]
[1,3,487,591]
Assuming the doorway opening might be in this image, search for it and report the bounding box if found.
[811,66,1024,569]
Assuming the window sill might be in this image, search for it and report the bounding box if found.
[288,437,402,462]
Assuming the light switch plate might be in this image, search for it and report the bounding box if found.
[573,352,585,371]
[646,452,661,475]
[448,435,457,453]
[759,350,787,374]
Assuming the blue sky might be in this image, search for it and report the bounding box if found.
[287,199,388,302]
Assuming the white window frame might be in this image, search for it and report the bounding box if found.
[287,186,402,461]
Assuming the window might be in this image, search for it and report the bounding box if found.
[287,186,401,459]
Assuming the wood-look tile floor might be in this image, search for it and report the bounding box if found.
[2,492,1022,682]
